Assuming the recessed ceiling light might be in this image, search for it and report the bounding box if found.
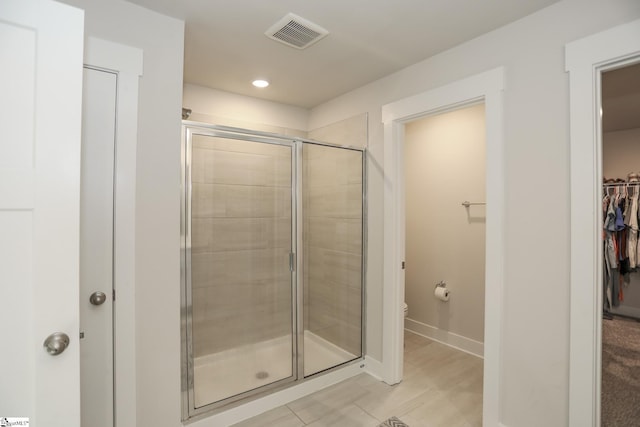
[252,79,269,88]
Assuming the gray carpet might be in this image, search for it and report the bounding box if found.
[377,417,409,427]
[602,315,640,426]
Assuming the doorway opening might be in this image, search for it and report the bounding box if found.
[402,103,486,424]
[79,65,117,427]
[403,103,486,357]
[381,67,505,426]
[599,61,640,425]
[566,18,640,427]
[78,37,142,427]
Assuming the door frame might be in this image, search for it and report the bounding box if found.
[83,37,142,426]
[566,18,640,427]
[381,67,505,427]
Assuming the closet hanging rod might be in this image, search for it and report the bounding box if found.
[603,182,640,187]
[461,201,486,207]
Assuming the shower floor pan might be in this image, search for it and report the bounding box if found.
[193,330,356,408]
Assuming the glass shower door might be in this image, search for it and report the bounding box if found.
[185,132,296,410]
[302,143,364,376]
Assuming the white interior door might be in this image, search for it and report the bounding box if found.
[0,0,84,425]
[80,67,117,427]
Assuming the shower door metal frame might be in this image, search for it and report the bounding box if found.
[180,122,367,421]
[181,124,298,420]
[297,140,368,379]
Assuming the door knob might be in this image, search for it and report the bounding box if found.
[43,332,70,356]
[89,291,107,306]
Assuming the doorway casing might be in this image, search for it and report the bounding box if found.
[381,67,505,427]
[566,18,640,427]
[82,37,142,427]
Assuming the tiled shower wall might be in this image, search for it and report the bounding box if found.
[190,135,293,357]
[303,145,363,358]
[305,114,367,358]
[189,113,367,360]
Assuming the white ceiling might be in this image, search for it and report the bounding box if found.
[126,0,560,109]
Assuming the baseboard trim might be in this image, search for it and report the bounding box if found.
[405,318,484,358]
[363,355,384,381]
[610,305,640,319]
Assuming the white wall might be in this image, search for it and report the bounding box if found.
[404,104,486,346]
[309,1,640,426]
[55,1,185,425]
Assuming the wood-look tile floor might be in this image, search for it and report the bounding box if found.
[232,331,483,427]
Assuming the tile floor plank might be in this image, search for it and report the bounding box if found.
[305,404,380,427]
[231,331,483,426]
[231,405,304,427]
[286,376,370,424]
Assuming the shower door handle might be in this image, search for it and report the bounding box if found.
[289,252,296,272]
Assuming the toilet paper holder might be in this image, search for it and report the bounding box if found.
[434,280,450,302]
[435,280,447,290]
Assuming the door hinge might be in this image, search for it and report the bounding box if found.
[80,331,85,339]
[113,289,116,301]
[402,261,405,270]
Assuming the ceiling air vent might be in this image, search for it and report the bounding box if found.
[265,13,329,50]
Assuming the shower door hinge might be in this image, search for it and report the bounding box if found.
[289,252,296,272]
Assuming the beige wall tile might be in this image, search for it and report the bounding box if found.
[189,132,366,360]
[307,113,368,149]
[192,183,291,219]
[308,218,362,254]
[190,136,295,356]
[302,142,364,358]
[307,184,362,219]
[191,217,292,253]
[192,275,293,355]
[193,134,292,157]
[191,249,291,288]
[191,183,227,218]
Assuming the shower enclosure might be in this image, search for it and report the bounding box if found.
[181,123,365,419]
